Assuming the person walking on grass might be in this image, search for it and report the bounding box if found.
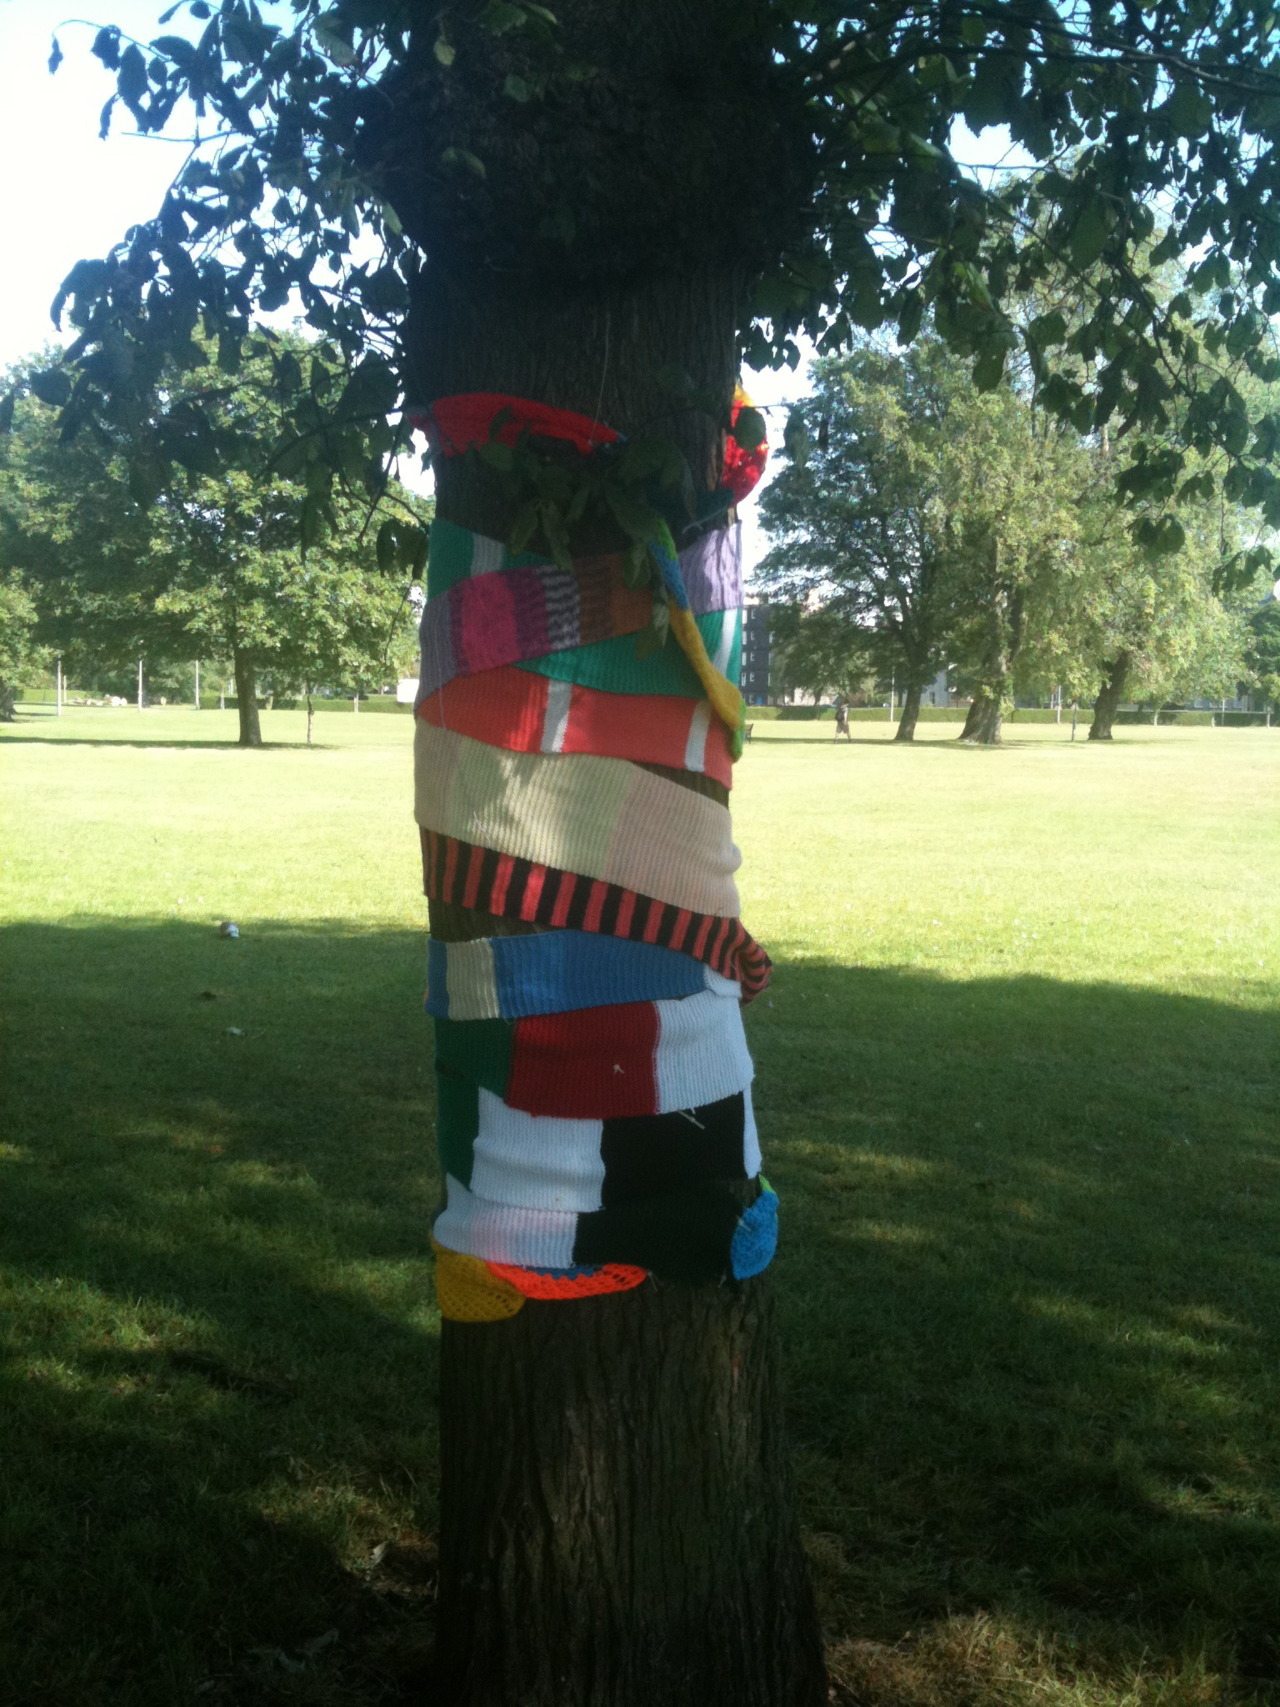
[834,693,852,741]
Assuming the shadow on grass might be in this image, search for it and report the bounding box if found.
[2,921,1278,1703]
[750,960,1280,1697]
[1,918,440,1706]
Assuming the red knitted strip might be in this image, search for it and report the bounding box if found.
[420,827,772,1001]
[416,666,734,788]
[406,393,621,458]
[486,1261,648,1301]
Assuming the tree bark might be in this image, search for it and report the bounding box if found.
[379,9,825,1697]
[232,645,261,748]
[406,206,822,1707]
[0,682,15,722]
[959,688,1003,744]
[894,679,923,741]
[437,1278,824,1707]
[306,688,314,748]
[1088,650,1130,741]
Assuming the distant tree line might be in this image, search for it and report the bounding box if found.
[0,334,429,745]
[759,327,1277,744]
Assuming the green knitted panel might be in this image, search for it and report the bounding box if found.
[517,609,741,698]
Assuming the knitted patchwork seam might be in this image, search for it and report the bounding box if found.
[407,421,773,1315]
[425,931,739,1020]
[437,1084,762,1210]
[425,516,743,610]
[435,1168,778,1287]
[417,668,734,788]
[434,987,754,1120]
[517,606,740,701]
[420,827,772,1001]
[414,719,741,918]
[417,519,743,704]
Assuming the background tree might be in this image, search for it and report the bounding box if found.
[760,340,1080,743]
[767,600,878,705]
[1,343,427,745]
[0,572,49,721]
[1245,597,1280,717]
[15,2,1280,1701]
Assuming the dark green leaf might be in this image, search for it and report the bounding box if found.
[0,391,15,434]
[91,27,121,70]
[732,407,767,452]
[376,518,398,571]
[29,369,73,408]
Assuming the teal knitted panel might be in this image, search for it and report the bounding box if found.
[517,609,741,698]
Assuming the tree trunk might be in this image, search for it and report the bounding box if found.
[406,224,822,1707]
[0,682,15,722]
[437,1278,824,1707]
[306,689,314,748]
[382,7,824,1696]
[894,679,923,741]
[959,688,1003,744]
[232,646,261,748]
[1088,650,1130,741]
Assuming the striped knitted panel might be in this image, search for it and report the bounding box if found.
[414,720,741,917]
[417,668,734,787]
[434,987,754,1120]
[426,932,737,1020]
[420,828,773,1000]
[426,517,743,613]
[417,521,743,703]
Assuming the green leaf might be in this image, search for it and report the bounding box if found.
[504,74,531,101]
[1068,201,1111,271]
[732,407,767,452]
[783,410,810,466]
[29,368,73,408]
[117,44,149,109]
[376,518,398,571]
[0,391,15,434]
[433,34,455,66]
[441,146,486,179]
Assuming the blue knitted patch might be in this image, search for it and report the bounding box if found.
[730,1185,778,1279]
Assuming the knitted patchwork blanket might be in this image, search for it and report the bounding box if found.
[413,399,774,1320]
[417,668,735,787]
[425,933,739,1020]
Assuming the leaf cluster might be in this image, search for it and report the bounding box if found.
[13,0,1280,573]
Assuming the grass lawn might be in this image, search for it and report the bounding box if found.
[2,704,1278,1706]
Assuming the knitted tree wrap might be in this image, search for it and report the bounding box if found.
[415,395,775,1320]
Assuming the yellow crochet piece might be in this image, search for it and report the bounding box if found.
[668,604,746,755]
[432,1238,525,1322]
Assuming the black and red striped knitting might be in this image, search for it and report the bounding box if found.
[420,827,772,1003]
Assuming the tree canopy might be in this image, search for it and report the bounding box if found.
[8,0,1280,584]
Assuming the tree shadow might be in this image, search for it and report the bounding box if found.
[749,960,1280,1690]
[1,917,442,1705]
[3,921,1278,1701]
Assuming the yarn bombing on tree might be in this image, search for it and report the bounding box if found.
[412,391,775,1320]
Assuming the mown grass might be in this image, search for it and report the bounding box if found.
[1,704,1278,1707]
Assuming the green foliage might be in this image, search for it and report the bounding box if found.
[1245,598,1280,710]
[0,338,429,700]
[13,0,1280,571]
[759,339,1079,716]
